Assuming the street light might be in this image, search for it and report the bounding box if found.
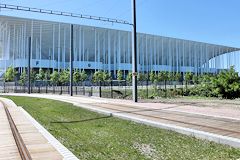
[132,0,137,102]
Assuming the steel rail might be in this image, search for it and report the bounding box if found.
[1,101,32,160]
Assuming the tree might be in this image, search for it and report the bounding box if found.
[212,66,240,99]
[102,71,111,82]
[59,70,70,85]
[174,72,181,82]
[184,72,193,90]
[36,68,45,81]
[192,75,199,85]
[73,69,81,84]
[80,70,88,84]
[92,71,104,83]
[149,71,156,84]
[126,72,132,84]
[19,69,27,86]
[174,72,181,90]
[117,70,123,81]
[30,69,36,83]
[4,66,17,82]
[158,71,168,90]
[45,70,51,81]
[138,72,146,87]
[50,71,59,85]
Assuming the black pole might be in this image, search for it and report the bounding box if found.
[132,0,137,102]
[28,37,31,94]
[70,24,73,96]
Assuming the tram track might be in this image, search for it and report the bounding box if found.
[86,102,240,137]
[1,100,32,160]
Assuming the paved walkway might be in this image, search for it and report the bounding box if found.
[1,93,240,148]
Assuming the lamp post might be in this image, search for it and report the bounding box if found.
[132,0,137,102]
[28,37,31,94]
[70,24,73,96]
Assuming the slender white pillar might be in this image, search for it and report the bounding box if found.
[52,24,55,72]
[94,28,97,71]
[108,30,111,73]
[58,23,60,72]
[38,24,42,68]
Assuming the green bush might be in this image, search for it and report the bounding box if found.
[190,66,240,99]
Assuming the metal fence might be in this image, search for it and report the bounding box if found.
[0,80,185,99]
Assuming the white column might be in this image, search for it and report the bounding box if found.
[58,23,61,72]
[52,24,55,72]
[79,26,81,69]
[63,27,66,70]
[31,21,33,68]
[108,30,111,73]
[98,32,100,70]
[82,29,85,64]
[118,31,121,70]
[94,28,97,71]
[39,23,42,68]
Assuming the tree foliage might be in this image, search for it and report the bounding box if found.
[36,68,45,81]
[117,70,123,81]
[59,70,70,85]
[190,66,240,99]
[126,72,132,83]
[50,71,60,85]
[4,66,17,82]
[19,69,27,86]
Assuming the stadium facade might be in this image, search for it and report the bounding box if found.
[0,15,240,78]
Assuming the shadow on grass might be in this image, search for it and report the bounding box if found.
[50,115,112,124]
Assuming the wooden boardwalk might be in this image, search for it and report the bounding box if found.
[0,99,63,160]
[0,102,21,160]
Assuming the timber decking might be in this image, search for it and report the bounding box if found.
[0,99,63,160]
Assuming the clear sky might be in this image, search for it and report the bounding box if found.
[1,0,240,48]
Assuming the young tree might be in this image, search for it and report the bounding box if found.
[138,73,146,87]
[92,71,104,83]
[30,69,37,83]
[117,70,123,81]
[102,71,111,82]
[73,69,81,84]
[174,72,181,90]
[158,71,168,90]
[45,70,51,81]
[50,71,60,85]
[19,69,27,86]
[149,71,156,84]
[184,72,193,90]
[175,72,181,82]
[4,66,17,82]
[192,74,199,85]
[80,70,88,84]
[36,68,45,81]
[126,72,132,84]
[59,70,70,85]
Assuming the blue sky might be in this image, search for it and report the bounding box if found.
[1,0,240,48]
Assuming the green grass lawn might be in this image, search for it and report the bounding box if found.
[2,96,240,160]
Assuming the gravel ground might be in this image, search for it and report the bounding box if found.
[140,97,240,109]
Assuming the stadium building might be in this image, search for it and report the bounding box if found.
[0,15,240,78]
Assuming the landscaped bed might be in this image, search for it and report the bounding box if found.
[3,96,240,160]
